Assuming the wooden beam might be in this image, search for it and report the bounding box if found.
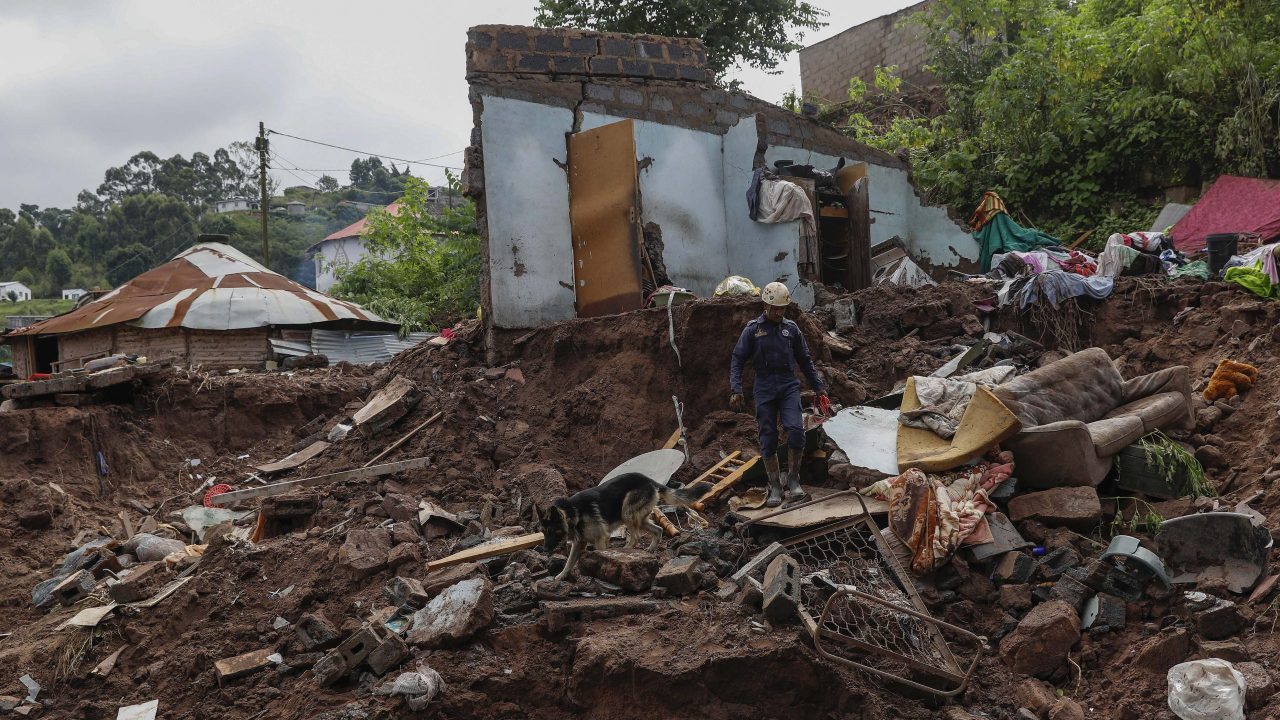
[661,428,682,450]
[253,440,330,475]
[208,457,430,506]
[847,177,872,291]
[425,532,544,572]
[1067,229,1093,251]
[363,412,442,468]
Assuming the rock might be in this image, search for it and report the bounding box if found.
[653,556,704,596]
[1236,661,1276,709]
[1213,400,1235,416]
[366,634,409,676]
[1194,599,1246,640]
[18,510,52,530]
[339,528,392,579]
[0,697,20,713]
[382,493,419,523]
[999,584,1032,612]
[578,549,660,592]
[390,521,419,545]
[407,577,494,648]
[385,577,430,609]
[999,601,1081,678]
[1133,627,1190,673]
[422,562,487,596]
[994,552,1037,584]
[1013,678,1057,715]
[1194,638,1249,663]
[1047,698,1084,720]
[1195,405,1222,431]
[533,577,573,600]
[1008,487,1101,531]
[1194,444,1227,469]
[386,543,419,570]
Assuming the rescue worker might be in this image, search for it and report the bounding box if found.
[729,282,828,507]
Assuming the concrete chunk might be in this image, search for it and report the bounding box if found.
[366,634,409,676]
[762,555,800,623]
[1008,487,1101,531]
[295,612,341,651]
[385,576,430,609]
[311,651,348,687]
[336,627,380,669]
[107,561,164,603]
[53,570,96,607]
[339,528,392,580]
[998,600,1080,678]
[578,549,659,592]
[653,556,703,596]
[408,577,494,648]
[542,597,661,633]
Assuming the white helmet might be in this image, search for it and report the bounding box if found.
[761,282,791,307]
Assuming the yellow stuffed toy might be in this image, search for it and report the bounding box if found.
[1203,359,1258,402]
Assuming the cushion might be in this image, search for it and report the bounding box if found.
[992,347,1125,426]
[1103,392,1188,432]
[897,379,1022,472]
[1086,415,1146,457]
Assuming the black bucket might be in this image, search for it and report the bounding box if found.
[1206,233,1239,276]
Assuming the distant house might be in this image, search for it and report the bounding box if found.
[61,288,87,301]
[4,242,394,376]
[214,197,260,214]
[286,201,306,216]
[307,201,401,293]
[0,281,32,301]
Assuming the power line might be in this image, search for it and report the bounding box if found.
[266,129,463,171]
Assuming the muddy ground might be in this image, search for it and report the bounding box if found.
[1,278,1279,719]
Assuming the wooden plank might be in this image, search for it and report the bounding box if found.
[733,489,889,528]
[847,177,872,291]
[208,457,430,506]
[819,207,849,218]
[694,455,758,511]
[567,119,645,317]
[362,411,442,468]
[253,440,331,475]
[661,428,682,450]
[426,533,544,572]
[1067,229,1093,251]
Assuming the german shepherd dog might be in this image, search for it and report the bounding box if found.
[538,473,711,581]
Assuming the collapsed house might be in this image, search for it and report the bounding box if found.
[3,241,396,377]
[461,24,974,347]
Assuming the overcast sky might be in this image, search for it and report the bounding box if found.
[0,0,913,211]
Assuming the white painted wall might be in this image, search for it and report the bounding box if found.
[478,95,976,330]
[61,288,86,301]
[480,96,577,329]
[312,236,371,293]
[0,282,31,301]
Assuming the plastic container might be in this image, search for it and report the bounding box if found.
[1206,233,1239,277]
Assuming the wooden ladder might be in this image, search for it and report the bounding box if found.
[692,452,759,511]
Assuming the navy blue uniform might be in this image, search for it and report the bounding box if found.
[730,314,824,458]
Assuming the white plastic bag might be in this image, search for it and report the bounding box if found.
[1168,659,1246,720]
[713,276,759,297]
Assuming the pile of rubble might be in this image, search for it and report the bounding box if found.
[2,279,1280,718]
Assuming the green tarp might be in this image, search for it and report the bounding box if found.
[974,213,1061,271]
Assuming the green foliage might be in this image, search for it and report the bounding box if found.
[330,176,480,332]
[1134,430,1214,498]
[0,298,75,315]
[845,0,1280,236]
[1106,496,1165,536]
[534,0,827,80]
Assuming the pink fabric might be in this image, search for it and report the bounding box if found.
[1172,175,1280,252]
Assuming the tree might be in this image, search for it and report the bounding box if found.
[330,175,481,331]
[45,247,72,288]
[316,175,341,193]
[535,0,827,79]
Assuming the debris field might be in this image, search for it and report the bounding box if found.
[3,278,1280,719]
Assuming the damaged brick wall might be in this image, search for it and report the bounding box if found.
[798,1,936,105]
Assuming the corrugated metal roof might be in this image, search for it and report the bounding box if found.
[310,329,433,365]
[11,243,396,337]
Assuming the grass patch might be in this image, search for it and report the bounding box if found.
[1,298,76,318]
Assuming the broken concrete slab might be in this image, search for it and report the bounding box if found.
[367,633,409,676]
[352,376,421,434]
[577,549,660,592]
[653,556,704,596]
[408,577,494,648]
[107,562,165,603]
[1157,512,1273,593]
[762,554,800,623]
[336,627,381,669]
[998,600,1080,678]
[1007,487,1101,532]
[214,648,277,683]
[311,651,348,687]
[541,597,662,633]
[53,569,96,607]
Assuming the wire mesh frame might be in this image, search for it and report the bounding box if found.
[740,491,982,697]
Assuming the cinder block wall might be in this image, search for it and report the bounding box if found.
[798,1,936,105]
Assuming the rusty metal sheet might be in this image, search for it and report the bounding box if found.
[9,243,394,337]
[567,119,644,318]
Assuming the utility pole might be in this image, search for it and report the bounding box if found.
[256,121,270,267]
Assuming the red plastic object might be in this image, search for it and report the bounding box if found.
[203,483,234,507]
[440,327,455,340]
[28,373,52,381]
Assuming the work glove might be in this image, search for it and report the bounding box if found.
[730,393,744,411]
[816,394,832,417]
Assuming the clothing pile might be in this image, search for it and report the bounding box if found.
[1223,243,1280,299]
[861,449,1015,574]
[899,366,1017,439]
[1095,231,1189,278]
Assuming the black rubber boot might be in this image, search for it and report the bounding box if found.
[764,456,783,507]
[786,447,807,502]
